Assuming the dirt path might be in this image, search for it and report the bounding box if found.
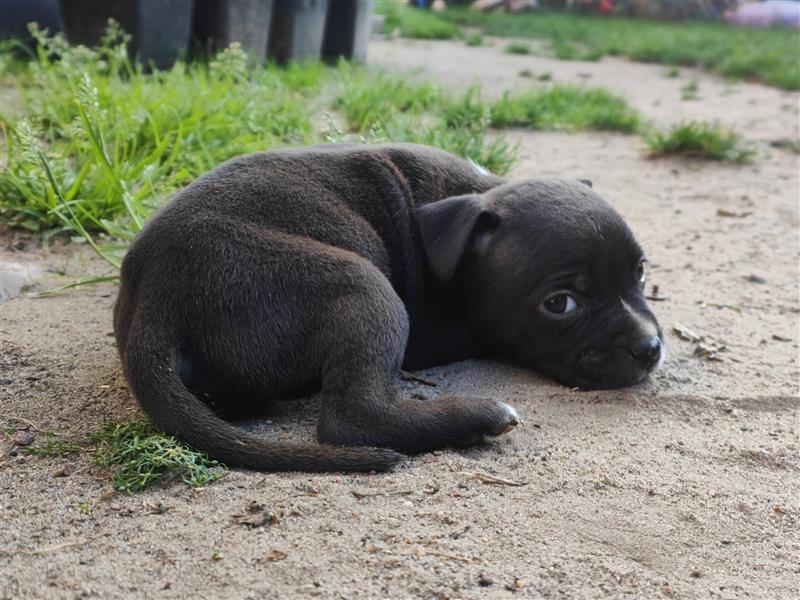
[1,38,798,599]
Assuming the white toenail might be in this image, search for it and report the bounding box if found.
[499,402,519,422]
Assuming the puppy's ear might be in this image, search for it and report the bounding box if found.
[578,178,593,188]
[416,195,498,282]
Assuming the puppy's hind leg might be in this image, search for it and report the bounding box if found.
[314,263,519,454]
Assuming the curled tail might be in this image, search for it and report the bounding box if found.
[119,321,403,473]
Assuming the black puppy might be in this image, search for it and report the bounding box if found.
[114,144,662,472]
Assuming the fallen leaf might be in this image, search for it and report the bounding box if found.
[233,507,281,528]
[52,464,74,477]
[673,322,701,343]
[144,501,169,515]
[267,549,287,562]
[694,342,725,362]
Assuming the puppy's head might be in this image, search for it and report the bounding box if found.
[417,178,663,390]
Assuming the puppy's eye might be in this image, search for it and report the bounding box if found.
[543,293,578,315]
[637,262,646,287]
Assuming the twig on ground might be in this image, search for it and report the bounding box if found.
[462,471,528,487]
[0,414,42,432]
[424,550,478,563]
[24,536,100,555]
[352,489,415,499]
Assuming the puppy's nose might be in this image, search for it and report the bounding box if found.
[631,336,662,364]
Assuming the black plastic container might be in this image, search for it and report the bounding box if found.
[193,0,274,63]
[268,0,329,62]
[58,0,194,69]
[0,0,62,45]
[322,0,372,62]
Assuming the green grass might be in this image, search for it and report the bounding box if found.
[331,76,518,176]
[22,432,83,457]
[645,121,754,163]
[465,33,483,47]
[441,8,800,90]
[504,41,531,55]
[552,40,604,62]
[92,420,226,493]
[332,64,442,131]
[17,420,226,492]
[1,27,319,253]
[0,23,518,265]
[380,4,461,40]
[489,85,640,133]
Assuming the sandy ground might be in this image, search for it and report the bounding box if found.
[1,36,799,599]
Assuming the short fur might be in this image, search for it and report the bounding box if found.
[114,143,662,472]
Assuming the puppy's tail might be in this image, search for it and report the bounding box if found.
[120,324,404,473]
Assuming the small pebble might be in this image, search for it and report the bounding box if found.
[52,464,74,477]
[478,575,494,587]
[12,430,35,446]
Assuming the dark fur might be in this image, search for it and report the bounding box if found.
[114,143,662,472]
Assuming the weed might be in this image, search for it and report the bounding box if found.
[3,25,522,266]
[645,121,754,163]
[377,107,517,176]
[75,502,93,515]
[1,24,317,240]
[18,421,226,492]
[330,68,518,174]
[552,40,603,61]
[380,4,461,40]
[465,33,483,47]
[665,66,681,78]
[441,8,800,90]
[490,85,640,133]
[504,41,531,55]
[22,432,84,457]
[538,72,552,81]
[681,79,700,100]
[518,69,533,78]
[92,420,226,493]
[424,87,518,174]
[770,138,800,154]
[332,63,441,131]
[325,88,518,177]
